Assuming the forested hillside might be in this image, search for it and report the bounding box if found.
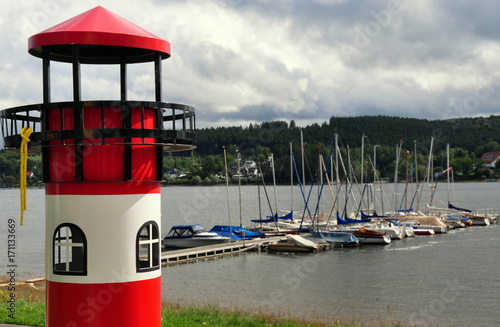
[196,115,500,157]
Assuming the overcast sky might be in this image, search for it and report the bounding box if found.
[1,0,500,132]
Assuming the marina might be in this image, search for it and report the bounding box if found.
[1,182,499,326]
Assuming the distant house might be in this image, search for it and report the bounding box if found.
[233,161,259,178]
[242,161,257,169]
[166,168,187,178]
[481,152,500,168]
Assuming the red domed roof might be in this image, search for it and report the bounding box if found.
[28,6,170,64]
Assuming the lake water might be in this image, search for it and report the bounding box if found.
[1,182,499,326]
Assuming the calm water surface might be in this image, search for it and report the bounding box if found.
[1,182,499,326]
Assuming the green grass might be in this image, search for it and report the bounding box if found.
[0,300,366,327]
[0,284,402,327]
[0,299,46,327]
[160,304,352,327]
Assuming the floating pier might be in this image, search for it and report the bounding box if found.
[161,236,286,265]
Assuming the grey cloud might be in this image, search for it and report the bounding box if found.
[2,0,500,140]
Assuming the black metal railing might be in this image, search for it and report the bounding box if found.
[1,100,196,152]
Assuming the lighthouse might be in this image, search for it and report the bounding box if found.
[0,6,195,326]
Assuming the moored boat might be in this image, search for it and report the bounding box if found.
[443,215,469,228]
[209,225,266,241]
[330,226,391,245]
[398,215,448,233]
[388,220,415,237]
[467,216,491,226]
[367,221,404,239]
[249,214,299,236]
[267,235,325,253]
[162,224,231,249]
[412,228,435,235]
[352,227,392,245]
[308,231,360,248]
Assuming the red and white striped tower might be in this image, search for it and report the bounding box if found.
[1,6,195,326]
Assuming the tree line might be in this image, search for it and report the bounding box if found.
[190,114,500,184]
[1,114,499,187]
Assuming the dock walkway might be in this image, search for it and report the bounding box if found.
[161,236,286,265]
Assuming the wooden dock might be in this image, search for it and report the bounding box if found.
[0,239,285,287]
[160,236,286,266]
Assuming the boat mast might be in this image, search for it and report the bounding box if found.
[414,141,418,185]
[335,134,340,214]
[361,134,365,186]
[447,143,451,205]
[409,140,421,212]
[426,137,435,208]
[271,153,278,217]
[318,152,323,229]
[257,172,262,229]
[237,151,242,227]
[258,161,279,231]
[330,153,335,218]
[393,140,402,214]
[290,142,294,216]
[373,144,384,214]
[404,150,410,214]
[417,137,434,211]
[426,138,434,187]
[301,129,305,186]
[360,135,367,213]
[223,146,232,232]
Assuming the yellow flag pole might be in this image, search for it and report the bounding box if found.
[20,126,33,225]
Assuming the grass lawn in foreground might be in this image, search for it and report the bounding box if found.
[0,280,401,327]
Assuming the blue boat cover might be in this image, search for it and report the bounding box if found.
[337,212,371,225]
[251,213,278,224]
[448,202,472,213]
[251,211,294,223]
[447,215,471,223]
[209,225,264,240]
[279,211,294,220]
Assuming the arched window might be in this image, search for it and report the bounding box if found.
[53,223,87,275]
[136,221,160,272]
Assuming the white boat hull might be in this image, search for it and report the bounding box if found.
[470,218,490,226]
[163,235,231,248]
[413,228,435,235]
[408,224,447,234]
[404,226,415,237]
[356,235,391,245]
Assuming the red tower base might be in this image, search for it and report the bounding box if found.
[46,277,161,326]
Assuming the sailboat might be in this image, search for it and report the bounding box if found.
[430,144,493,226]
[350,227,391,245]
[249,155,299,235]
[386,139,448,234]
